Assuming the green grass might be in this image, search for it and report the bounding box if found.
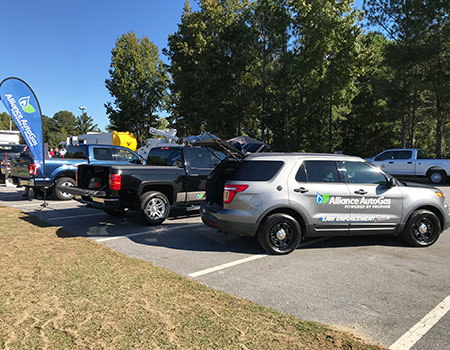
[0,207,383,349]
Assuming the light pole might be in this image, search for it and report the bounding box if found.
[324,52,336,153]
[79,106,86,115]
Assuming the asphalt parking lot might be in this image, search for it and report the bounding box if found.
[1,185,449,350]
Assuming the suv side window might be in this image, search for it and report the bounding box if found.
[342,161,387,184]
[375,151,394,161]
[295,163,307,182]
[93,147,113,161]
[186,148,214,169]
[116,148,140,164]
[304,161,340,182]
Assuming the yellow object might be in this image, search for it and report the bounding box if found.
[112,131,137,151]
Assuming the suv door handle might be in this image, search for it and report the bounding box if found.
[354,189,367,195]
[294,187,309,193]
[388,161,394,164]
[407,161,412,164]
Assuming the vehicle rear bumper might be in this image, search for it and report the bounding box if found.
[18,177,53,188]
[200,203,258,237]
[59,186,121,209]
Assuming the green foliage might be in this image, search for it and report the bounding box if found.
[76,113,100,135]
[0,112,17,131]
[166,0,361,152]
[105,31,169,144]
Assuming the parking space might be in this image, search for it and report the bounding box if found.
[1,185,449,349]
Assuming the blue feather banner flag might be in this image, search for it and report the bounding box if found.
[0,77,45,176]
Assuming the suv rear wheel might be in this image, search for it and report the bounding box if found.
[257,213,302,255]
[401,209,441,247]
[139,191,170,225]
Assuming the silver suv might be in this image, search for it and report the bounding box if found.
[200,152,450,255]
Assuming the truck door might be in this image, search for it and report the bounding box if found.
[371,151,398,174]
[184,147,217,204]
[288,160,351,236]
[340,161,403,234]
[391,150,414,175]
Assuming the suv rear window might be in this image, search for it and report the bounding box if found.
[228,161,283,181]
[147,147,182,166]
[65,145,88,159]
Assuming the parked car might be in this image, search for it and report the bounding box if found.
[58,144,227,223]
[0,144,26,182]
[10,144,143,200]
[200,149,450,255]
[366,148,450,184]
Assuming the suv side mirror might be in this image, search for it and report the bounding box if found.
[386,177,395,187]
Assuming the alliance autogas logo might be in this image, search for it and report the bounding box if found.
[18,96,36,113]
[316,192,330,204]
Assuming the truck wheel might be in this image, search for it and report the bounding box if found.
[401,209,441,247]
[139,191,170,225]
[257,213,302,255]
[428,170,446,184]
[54,177,76,200]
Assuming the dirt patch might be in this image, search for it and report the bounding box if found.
[0,207,384,349]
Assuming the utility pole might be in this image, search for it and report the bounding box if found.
[324,52,336,153]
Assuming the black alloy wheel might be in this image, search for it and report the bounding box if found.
[402,209,441,247]
[258,213,302,255]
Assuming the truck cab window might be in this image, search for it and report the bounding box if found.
[93,148,113,161]
[186,148,214,169]
[393,151,412,160]
[116,149,140,164]
[147,147,182,166]
[375,151,394,161]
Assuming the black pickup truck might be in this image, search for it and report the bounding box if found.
[61,143,235,225]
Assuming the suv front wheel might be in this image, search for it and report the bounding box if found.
[257,213,302,255]
[401,209,441,247]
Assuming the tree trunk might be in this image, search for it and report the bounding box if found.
[435,96,442,158]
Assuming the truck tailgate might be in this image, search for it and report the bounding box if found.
[10,157,32,179]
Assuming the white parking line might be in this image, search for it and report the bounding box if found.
[188,237,331,278]
[11,202,81,208]
[46,213,105,221]
[389,295,450,350]
[95,223,203,242]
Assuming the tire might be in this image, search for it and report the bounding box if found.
[401,209,441,247]
[139,191,170,225]
[428,170,446,184]
[104,208,126,216]
[54,177,76,200]
[257,213,302,255]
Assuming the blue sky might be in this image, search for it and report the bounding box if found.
[0,0,364,131]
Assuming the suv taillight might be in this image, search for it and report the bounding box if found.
[29,163,40,176]
[223,184,248,203]
[109,174,121,191]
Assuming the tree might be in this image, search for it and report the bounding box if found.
[0,112,17,130]
[76,113,100,134]
[105,31,169,144]
[52,110,78,135]
[364,0,450,157]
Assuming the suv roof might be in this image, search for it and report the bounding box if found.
[244,152,363,162]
